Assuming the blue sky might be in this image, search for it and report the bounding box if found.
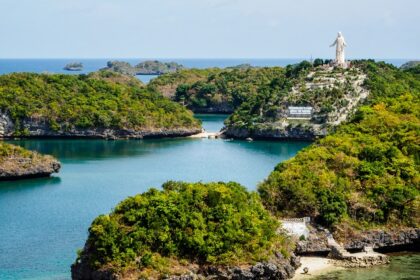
[0,0,418,59]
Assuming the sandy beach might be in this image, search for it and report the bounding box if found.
[292,257,343,279]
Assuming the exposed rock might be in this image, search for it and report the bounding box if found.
[72,252,301,280]
[0,147,61,180]
[340,228,420,251]
[223,123,326,140]
[296,225,420,255]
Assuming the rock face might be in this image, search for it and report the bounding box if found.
[341,228,420,251]
[0,112,201,139]
[0,155,61,180]
[223,124,326,140]
[72,253,301,280]
[296,225,420,255]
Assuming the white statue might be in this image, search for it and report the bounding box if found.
[330,32,347,67]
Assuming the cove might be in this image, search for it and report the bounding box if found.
[0,115,310,279]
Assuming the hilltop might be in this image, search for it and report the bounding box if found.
[258,61,419,239]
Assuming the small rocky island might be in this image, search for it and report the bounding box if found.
[0,142,60,180]
[64,62,83,71]
[103,60,184,76]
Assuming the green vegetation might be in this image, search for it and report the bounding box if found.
[0,141,32,160]
[258,61,420,230]
[78,181,292,276]
[173,67,285,112]
[225,61,364,132]
[0,72,200,134]
[148,68,220,98]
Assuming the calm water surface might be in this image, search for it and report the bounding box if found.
[0,58,409,84]
[0,115,309,279]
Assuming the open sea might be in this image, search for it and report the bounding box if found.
[0,58,410,83]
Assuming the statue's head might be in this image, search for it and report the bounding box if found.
[338,32,342,37]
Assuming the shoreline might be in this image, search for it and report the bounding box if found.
[292,257,343,279]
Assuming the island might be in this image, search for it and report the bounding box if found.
[400,60,420,70]
[0,71,201,139]
[64,62,84,71]
[0,142,60,180]
[72,181,300,280]
[102,60,184,76]
[72,59,419,280]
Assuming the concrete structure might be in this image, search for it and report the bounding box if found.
[330,32,347,68]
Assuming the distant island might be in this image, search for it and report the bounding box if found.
[102,60,184,76]
[63,62,83,71]
[400,60,420,70]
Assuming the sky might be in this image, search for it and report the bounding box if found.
[0,0,419,59]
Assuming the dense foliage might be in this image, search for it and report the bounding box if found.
[80,181,291,275]
[148,68,219,98]
[0,72,199,134]
[258,61,420,229]
[224,62,364,131]
[173,67,286,112]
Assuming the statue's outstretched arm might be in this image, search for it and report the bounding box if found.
[330,39,337,47]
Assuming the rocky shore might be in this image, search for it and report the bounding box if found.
[72,252,301,280]
[0,144,60,180]
[0,113,201,139]
[223,124,325,140]
[296,225,420,255]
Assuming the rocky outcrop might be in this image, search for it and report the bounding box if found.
[0,113,201,139]
[0,156,60,180]
[296,225,420,255]
[72,253,301,280]
[0,148,60,180]
[223,123,326,140]
[341,228,420,251]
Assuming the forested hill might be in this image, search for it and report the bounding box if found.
[258,61,420,234]
[0,71,201,138]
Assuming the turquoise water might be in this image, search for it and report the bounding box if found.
[0,115,309,279]
[315,253,420,280]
